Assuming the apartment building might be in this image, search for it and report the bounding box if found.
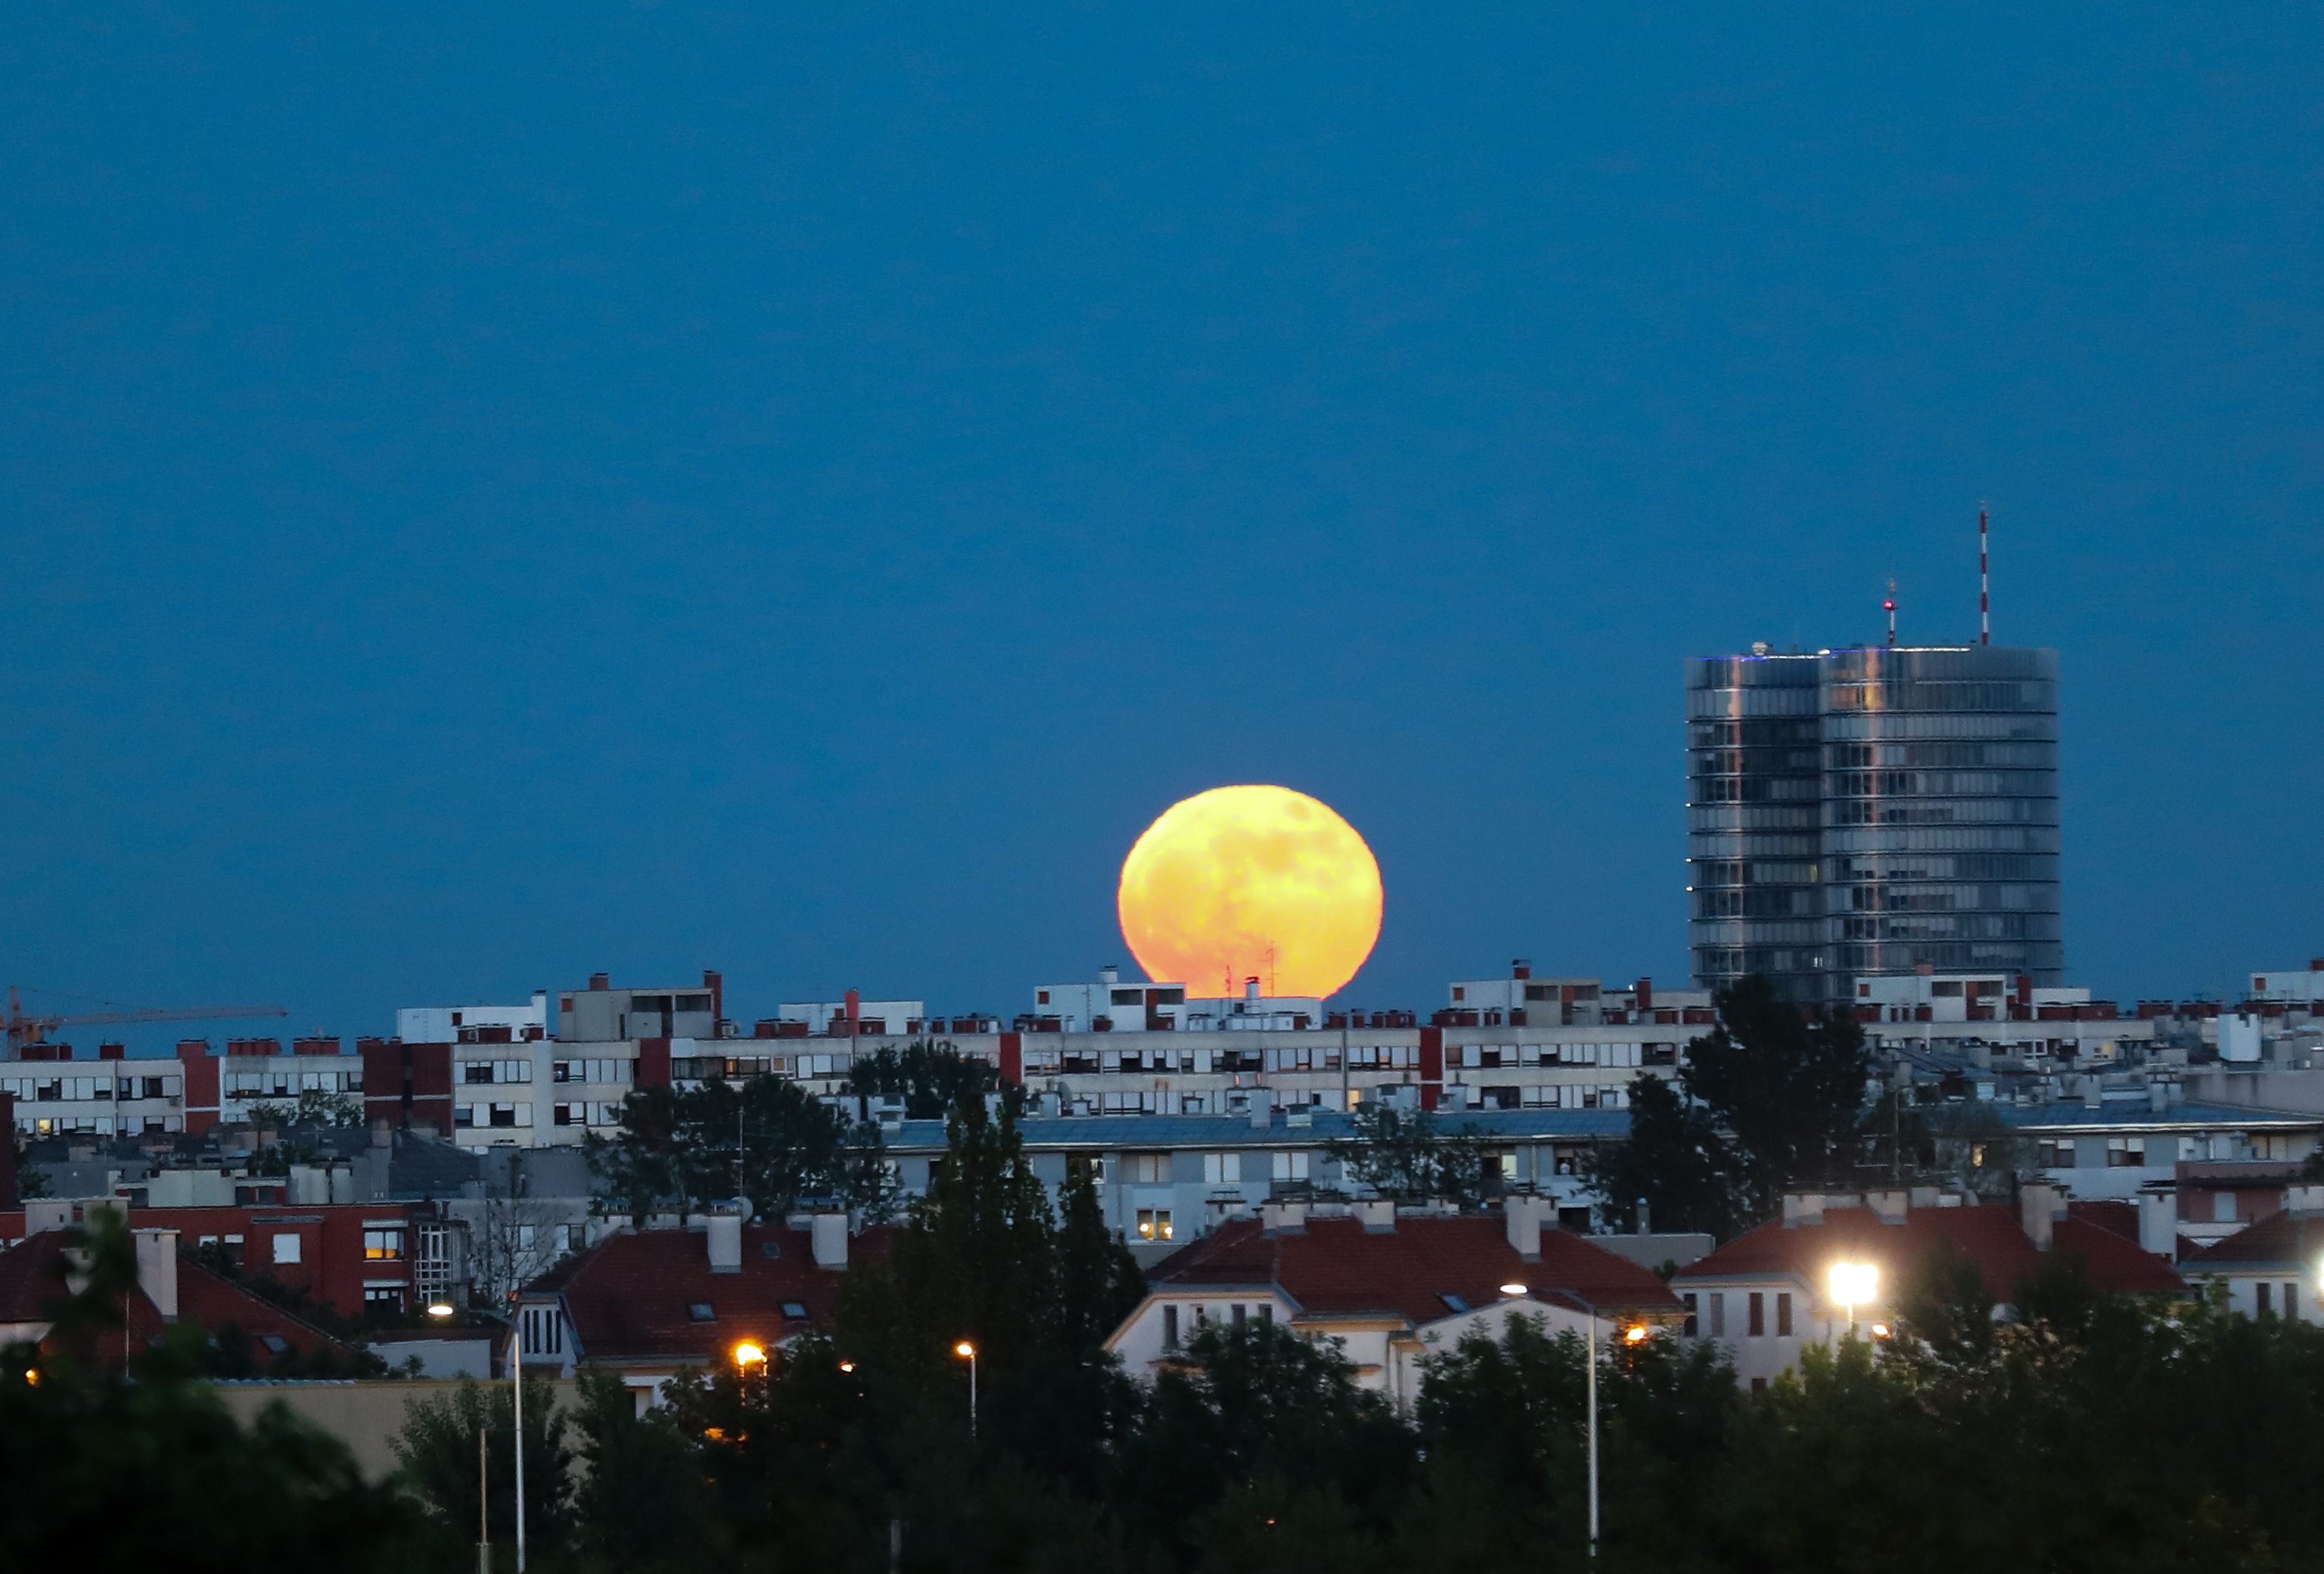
[1672,1185,2183,1388]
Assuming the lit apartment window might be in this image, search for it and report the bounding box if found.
[1136,1209,1173,1242]
[364,1228,405,1261]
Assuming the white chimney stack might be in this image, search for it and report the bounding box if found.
[133,1228,179,1319]
[2021,1181,2059,1251]
[812,1211,850,1269]
[1354,1198,1395,1234]
[1505,1194,1550,1261]
[2138,1193,2177,1259]
[706,1212,742,1274]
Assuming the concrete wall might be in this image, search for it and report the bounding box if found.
[210,1377,582,1482]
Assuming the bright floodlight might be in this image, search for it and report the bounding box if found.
[1828,1262,1879,1309]
[1623,1324,1649,1344]
[732,1341,767,1368]
[1499,1282,1528,1296]
[426,1300,456,1318]
[955,1341,976,1358]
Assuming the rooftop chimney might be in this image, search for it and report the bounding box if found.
[2138,1193,2177,1259]
[704,970,724,1025]
[1244,976,1261,1001]
[1512,959,1532,980]
[1866,1190,1909,1225]
[1505,1194,1550,1261]
[812,1212,850,1269]
[1100,964,1120,986]
[1261,1201,1309,1237]
[844,988,861,1021]
[589,972,611,992]
[133,1228,180,1319]
[2021,1181,2059,1251]
[706,1212,742,1274]
[1782,1192,1825,1229]
[1354,1198,1395,1234]
[1634,977,1652,1011]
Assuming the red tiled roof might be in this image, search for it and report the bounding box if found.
[172,1253,359,1365]
[1674,1206,2183,1299]
[529,1222,893,1365]
[0,1231,353,1370]
[2068,1199,2139,1243]
[1146,1215,1682,1325]
[2181,1209,2324,1273]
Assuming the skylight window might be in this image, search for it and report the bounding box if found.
[688,1302,716,1322]
[781,1301,808,1319]
[1439,1293,1471,1315]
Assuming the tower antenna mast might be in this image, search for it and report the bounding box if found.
[1979,505,1990,644]
[1884,578,1897,647]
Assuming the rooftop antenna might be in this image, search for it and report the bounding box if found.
[1884,578,1897,647]
[1978,504,1990,645]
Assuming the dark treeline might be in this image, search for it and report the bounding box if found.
[387,1096,2324,1574]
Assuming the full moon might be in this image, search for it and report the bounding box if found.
[1117,785,1384,999]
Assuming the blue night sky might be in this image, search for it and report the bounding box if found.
[2,3,2317,1051]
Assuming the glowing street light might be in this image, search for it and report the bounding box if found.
[955,1341,978,1442]
[1828,1262,1880,1337]
[427,1299,457,1319]
[732,1341,767,1371]
[1499,1282,1529,1297]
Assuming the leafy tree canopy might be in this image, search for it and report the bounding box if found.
[587,1072,894,1227]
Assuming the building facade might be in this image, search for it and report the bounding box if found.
[1688,643,2062,1004]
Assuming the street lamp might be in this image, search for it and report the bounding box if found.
[1543,1288,1617,1560]
[1828,1262,1879,1339]
[955,1341,977,1442]
[733,1341,767,1371]
[427,1299,457,1319]
[508,1297,528,1574]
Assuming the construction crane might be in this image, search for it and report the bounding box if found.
[5,986,290,1057]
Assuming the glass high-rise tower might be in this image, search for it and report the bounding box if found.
[1686,644,2062,1004]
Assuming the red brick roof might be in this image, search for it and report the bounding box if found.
[527,1222,892,1366]
[1145,1215,1683,1324]
[2181,1209,2324,1273]
[0,1230,355,1370]
[1674,1205,2183,1299]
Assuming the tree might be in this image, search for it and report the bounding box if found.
[567,1368,716,1571]
[587,1073,894,1228]
[1322,1104,1495,1205]
[246,1087,365,1128]
[1583,1071,1751,1237]
[862,1091,1059,1374]
[0,1212,421,1569]
[847,1038,1003,1119]
[393,1374,574,1559]
[1053,1155,1145,1352]
[1676,973,1872,1216]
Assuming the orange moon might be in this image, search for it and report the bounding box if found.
[1117,785,1384,999]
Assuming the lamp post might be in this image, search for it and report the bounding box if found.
[955,1341,977,1442]
[508,1299,527,1574]
[1515,1284,1645,1562]
[1828,1262,1879,1340]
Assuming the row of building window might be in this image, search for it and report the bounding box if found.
[0,1076,182,1103]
